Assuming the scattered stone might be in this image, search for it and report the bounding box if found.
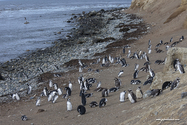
[37,109,45,113]
[181,92,187,98]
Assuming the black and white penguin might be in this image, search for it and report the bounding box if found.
[127,50,131,58]
[36,97,41,106]
[109,87,119,92]
[21,115,28,121]
[170,77,180,90]
[43,87,49,96]
[65,87,71,96]
[94,87,106,92]
[150,89,162,97]
[131,80,141,85]
[12,93,20,101]
[120,58,128,67]
[69,81,72,91]
[77,105,86,115]
[49,80,53,88]
[87,78,96,83]
[119,91,126,102]
[57,88,63,95]
[62,94,68,99]
[67,98,72,111]
[97,82,101,88]
[118,70,124,77]
[114,77,121,88]
[81,92,86,106]
[174,59,185,74]
[53,83,58,90]
[52,94,59,103]
[48,91,56,102]
[162,81,172,90]
[89,101,98,108]
[85,93,93,98]
[143,76,153,86]
[179,36,184,41]
[133,69,139,79]
[155,40,163,48]
[26,84,32,94]
[136,87,143,99]
[99,98,107,108]
[128,89,137,103]
[102,89,109,97]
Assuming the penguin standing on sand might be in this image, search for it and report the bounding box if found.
[27,84,32,94]
[77,105,86,115]
[69,81,72,91]
[99,98,107,108]
[65,87,71,96]
[162,81,172,90]
[81,92,86,106]
[49,80,53,88]
[119,91,126,102]
[36,97,41,106]
[128,89,137,103]
[102,89,109,97]
[67,98,72,111]
[136,87,143,99]
[52,94,59,103]
[170,77,180,90]
[43,87,48,96]
[174,59,185,74]
[114,77,121,88]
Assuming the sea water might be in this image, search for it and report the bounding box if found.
[0,0,131,62]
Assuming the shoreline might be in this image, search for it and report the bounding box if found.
[0,7,148,101]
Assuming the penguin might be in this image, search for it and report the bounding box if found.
[36,97,41,106]
[131,80,141,85]
[133,70,139,79]
[81,92,86,106]
[143,76,153,86]
[170,37,173,42]
[136,87,143,99]
[127,50,131,58]
[99,98,107,108]
[102,89,109,97]
[94,87,106,92]
[62,94,68,99]
[89,101,98,108]
[162,81,172,90]
[120,58,127,67]
[109,55,114,63]
[87,78,96,83]
[134,63,139,71]
[97,82,101,88]
[174,59,185,74]
[179,36,184,41]
[53,83,58,90]
[170,77,180,90]
[78,59,83,67]
[49,80,53,88]
[67,98,72,111]
[150,89,162,97]
[109,87,118,92]
[12,93,20,101]
[57,88,63,95]
[119,91,126,102]
[48,91,56,102]
[118,70,124,77]
[65,87,71,96]
[77,105,86,115]
[114,77,121,88]
[79,66,83,72]
[52,94,59,103]
[43,87,48,96]
[69,81,72,91]
[85,93,93,98]
[128,89,137,103]
[21,115,28,121]
[27,84,32,94]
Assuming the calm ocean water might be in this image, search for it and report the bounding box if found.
[0,0,131,63]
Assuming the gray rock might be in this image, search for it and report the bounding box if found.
[181,92,187,98]
[143,90,152,99]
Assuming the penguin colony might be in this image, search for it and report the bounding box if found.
[8,36,185,121]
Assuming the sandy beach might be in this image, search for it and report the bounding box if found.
[1,0,187,125]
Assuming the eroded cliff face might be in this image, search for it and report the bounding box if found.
[130,0,187,28]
